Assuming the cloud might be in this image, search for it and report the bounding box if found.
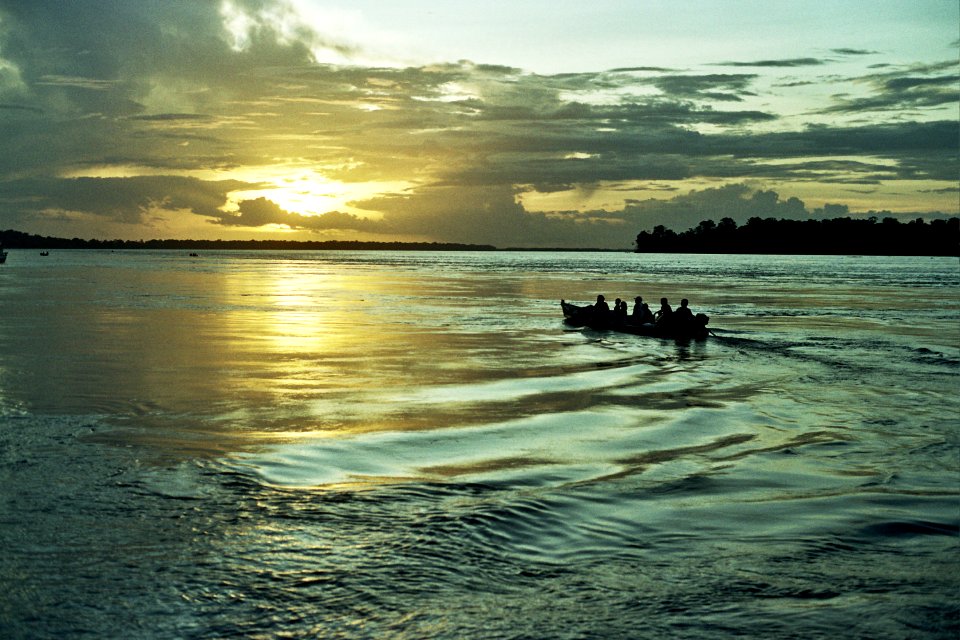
[821,61,959,114]
[647,74,759,102]
[128,113,216,122]
[717,58,826,67]
[0,102,41,114]
[831,48,878,56]
[354,184,862,248]
[0,0,955,247]
[608,66,674,73]
[618,184,819,231]
[35,75,118,90]
[0,176,251,223]
[209,197,377,231]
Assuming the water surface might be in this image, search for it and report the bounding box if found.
[0,250,957,638]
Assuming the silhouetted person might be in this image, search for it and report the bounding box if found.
[594,294,610,316]
[632,296,654,324]
[654,298,672,326]
[674,298,694,330]
[641,302,653,324]
[613,298,628,322]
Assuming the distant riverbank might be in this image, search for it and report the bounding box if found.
[4,214,959,255]
[0,229,496,252]
[636,216,959,256]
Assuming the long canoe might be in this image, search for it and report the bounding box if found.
[561,300,710,340]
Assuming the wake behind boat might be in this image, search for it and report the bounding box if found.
[561,299,711,340]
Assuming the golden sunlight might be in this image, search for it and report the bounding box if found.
[61,162,411,222]
[218,164,415,219]
[209,164,414,220]
[218,260,358,367]
[225,170,354,217]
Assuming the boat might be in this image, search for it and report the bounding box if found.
[0,249,6,264]
[561,300,711,340]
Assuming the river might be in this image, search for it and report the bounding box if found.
[0,250,957,638]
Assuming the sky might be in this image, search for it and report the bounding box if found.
[0,0,957,248]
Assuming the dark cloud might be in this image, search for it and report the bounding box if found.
[618,184,815,232]
[209,197,377,232]
[353,183,881,248]
[129,113,216,122]
[358,184,633,247]
[0,176,251,223]
[608,66,675,73]
[831,48,879,56]
[717,58,826,67]
[426,118,956,189]
[821,61,959,114]
[0,103,42,114]
[648,74,758,102]
[708,120,957,161]
[35,75,119,90]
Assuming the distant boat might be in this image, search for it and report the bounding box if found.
[561,300,711,340]
[39,251,49,256]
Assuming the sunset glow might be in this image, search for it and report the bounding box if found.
[0,0,956,247]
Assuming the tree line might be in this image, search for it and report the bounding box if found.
[635,216,959,256]
[0,229,495,252]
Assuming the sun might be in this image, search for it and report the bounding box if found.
[213,164,411,221]
[59,161,412,230]
[224,168,352,217]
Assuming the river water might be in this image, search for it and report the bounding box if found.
[0,250,957,639]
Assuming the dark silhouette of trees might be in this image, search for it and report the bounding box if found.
[3,217,957,255]
[635,216,959,256]
[0,229,496,252]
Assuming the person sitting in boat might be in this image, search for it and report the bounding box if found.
[673,298,695,331]
[631,296,655,325]
[654,297,672,326]
[593,294,610,316]
[642,302,655,324]
[613,298,628,323]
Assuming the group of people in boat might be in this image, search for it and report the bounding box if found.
[591,294,705,332]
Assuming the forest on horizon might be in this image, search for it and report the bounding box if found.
[2,215,958,255]
[635,216,959,256]
[0,230,495,252]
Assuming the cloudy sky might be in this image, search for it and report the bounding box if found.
[0,0,956,248]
